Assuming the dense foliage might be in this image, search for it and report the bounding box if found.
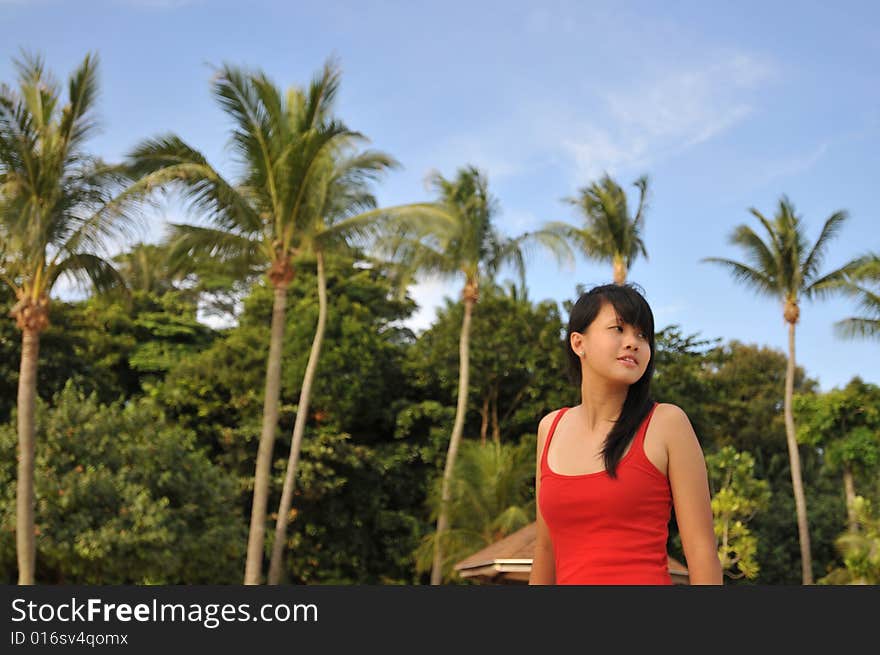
[1,251,876,584]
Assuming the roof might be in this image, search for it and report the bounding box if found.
[453,521,690,584]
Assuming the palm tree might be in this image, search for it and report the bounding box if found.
[833,253,880,341]
[414,438,535,583]
[795,378,880,533]
[378,165,560,584]
[0,52,138,583]
[540,172,649,284]
[265,142,403,584]
[112,242,181,296]
[125,59,361,584]
[702,195,868,584]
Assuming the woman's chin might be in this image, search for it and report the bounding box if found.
[610,369,644,386]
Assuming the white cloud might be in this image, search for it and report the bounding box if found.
[759,141,830,182]
[432,52,775,188]
[400,275,452,334]
[563,54,775,182]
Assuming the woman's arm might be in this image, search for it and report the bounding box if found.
[656,404,723,585]
[529,412,558,585]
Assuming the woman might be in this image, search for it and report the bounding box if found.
[529,283,722,585]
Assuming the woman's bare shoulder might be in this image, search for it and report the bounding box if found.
[539,407,566,430]
[536,408,567,447]
[651,403,698,448]
[652,402,691,423]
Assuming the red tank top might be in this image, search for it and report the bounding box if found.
[538,403,673,585]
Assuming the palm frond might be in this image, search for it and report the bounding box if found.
[315,202,442,251]
[287,119,358,236]
[212,65,278,211]
[48,252,125,296]
[48,161,142,266]
[300,57,342,131]
[804,255,873,300]
[802,210,849,284]
[730,224,778,277]
[517,228,576,271]
[319,147,399,226]
[631,174,649,230]
[490,236,527,290]
[747,207,783,260]
[849,284,880,314]
[701,257,777,297]
[59,51,100,154]
[15,50,58,132]
[164,222,263,275]
[833,317,880,340]
[540,220,608,262]
[127,134,261,234]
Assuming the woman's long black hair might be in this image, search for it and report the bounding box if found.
[565,283,656,479]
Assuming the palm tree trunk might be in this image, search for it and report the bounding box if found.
[430,295,474,585]
[843,467,857,532]
[491,384,500,445]
[784,320,813,585]
[612,255,627,285]
[244,283,288,584]
[16,328,39,585]
[267,252,328,585]
[480,394,489,446]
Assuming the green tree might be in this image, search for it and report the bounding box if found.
[403,281,573,446]
[795,378,880,532]
[539,173,649,284]
[0,384,244,583]
[0,286,133,423]
[111,242,182,296]
[818,496,880,584]
[833,253,880,341]
[0,52,139,583]
[379,165,550,584]
[702,195,866,584]
[706,446,771,580]
[110,240,246,325]
[651,326,720,446]
[415,437,535,583]
[702,341,818,470]
[267,143,415,583]
[127,59,371,583]
[154,250,434,583]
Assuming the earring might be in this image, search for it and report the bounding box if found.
[579,351,585,357]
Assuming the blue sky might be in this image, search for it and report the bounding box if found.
[2,0,878,391]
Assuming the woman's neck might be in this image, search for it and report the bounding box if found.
[576,375,628,433]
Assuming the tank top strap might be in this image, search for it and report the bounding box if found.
[630,402,660,457]
[540,407,570,473]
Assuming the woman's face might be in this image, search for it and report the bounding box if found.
[570,301,651,386]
